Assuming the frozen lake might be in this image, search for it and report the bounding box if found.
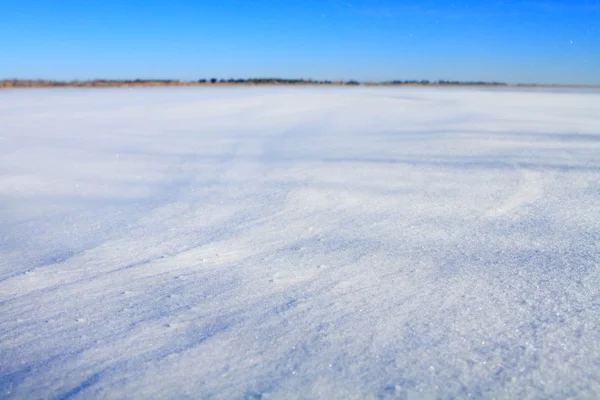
[1,87,599,398]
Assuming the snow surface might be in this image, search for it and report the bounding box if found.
[1,87,599,399]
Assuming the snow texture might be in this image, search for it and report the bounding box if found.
[1,87,599,399]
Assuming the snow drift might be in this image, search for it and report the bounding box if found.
[1,87,599,398]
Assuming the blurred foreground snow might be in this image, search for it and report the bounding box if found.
[1,87,599,398]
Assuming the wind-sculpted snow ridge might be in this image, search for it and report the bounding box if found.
[1,87,599,399]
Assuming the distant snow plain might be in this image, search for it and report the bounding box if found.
[1,87,599,399]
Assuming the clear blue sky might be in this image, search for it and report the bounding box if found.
[1,0,599,84]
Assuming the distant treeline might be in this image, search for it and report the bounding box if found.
[1,79,189,88]
[383,80,507,86]
[1,78,359,88]
[197,78,340,84]
[5,78,584,89]
[1,79,196,88]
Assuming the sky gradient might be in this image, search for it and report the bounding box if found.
[2,0,599,84]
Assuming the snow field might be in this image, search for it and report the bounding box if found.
[1,87,599,398]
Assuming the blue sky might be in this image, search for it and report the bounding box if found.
[1,0,599,84]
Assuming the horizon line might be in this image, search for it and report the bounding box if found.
[3,78,600,89]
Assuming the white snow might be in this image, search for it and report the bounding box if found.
[1,87,599,398]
